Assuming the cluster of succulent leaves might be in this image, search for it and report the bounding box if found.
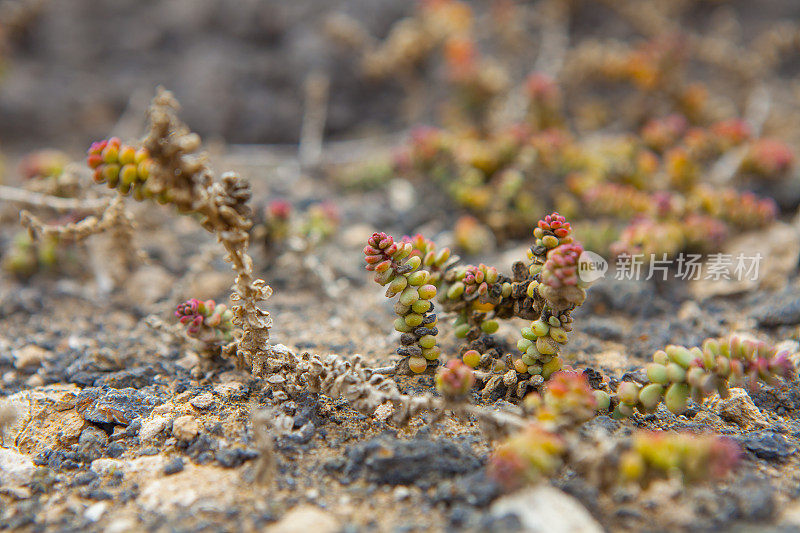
[401,211,797,492]
[484,369,742,490]
[87,137,154,201]
[3,230,62,277]
[395,102,787,261]
[364,231,442,373]
[364,211,592,399]
[255,199,340,251]
[3,150,84,277]
[441,213,588,397]
[368,209,795,418]
[605,334,796,418]
[175,298,235,344]
[19,149,70,182]
[343,0,794,263]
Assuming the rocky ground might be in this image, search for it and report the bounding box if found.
[0,151,800,532]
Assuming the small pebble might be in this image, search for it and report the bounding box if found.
[172,415,200,441]
[190,392,215,410]
[163,457,184,475]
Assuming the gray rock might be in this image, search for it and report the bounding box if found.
[190,392,215,410]
[582,318,624,341]
[78,426,110,462]
[163,457,184,475]
[95,366,159,389]
[432,471,502,507]
[76,387,162,428]
[216,447,259,468]
[737,430,796,461]
[727,475,776,521]
[754,296,800,327]
[342,434,482,487]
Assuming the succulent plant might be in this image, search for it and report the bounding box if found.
[435,359,476,399]
[175,298,235,344]
[364,231,440,373]
[301,201,340,245]
[743,138,794,178]
[609,214,727,260]
[453,215,494,256]
[537,242,586,304]
[692,186,777,230]
[641,114,687,153]
[256,200,339,251]
[3,230,61,277]
[488,423,566,490]
[710,118,751,148]
[525,369,602,428]
[619,431,740,485]
[576,182,658,220]
[665,146,700,190]
[86,137,153,201]
[402,233,455,288]
[19,149,69,181]
[609,335,795,418]
[525,72,563,130]
[436,212,590,392]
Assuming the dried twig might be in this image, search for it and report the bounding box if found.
[259,345,525,439]
[0,184,109,212]
[143,89,272,373]
[20,195,127,242]
[298,72,330,170]
[533,0,570,78]
[250,404,282,485]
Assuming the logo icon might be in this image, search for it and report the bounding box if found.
[578,250,607,284]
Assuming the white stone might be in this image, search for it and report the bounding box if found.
[172,415,200,442]
[91,458,125,476]
[0,447,35,485]
[267,505,340,533]
[106,519,137,533]
[490,486,603,533]
[139,415,170,441]
[84,502,107,522]
[213,382,245,398]
[190,392,215,410]
[13,345,52,370]
[393,486,411,500]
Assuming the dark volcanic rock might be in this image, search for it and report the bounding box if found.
[581,317,624,341]
[164,457,185,475]
[95,366,160,388]
[737,431,796,461]
[725,475,776,521]
[583,368,604,390]
[753,296,800,327]
[216,447,259,468]
[432,471,502,507]
[751,382,800,417]
[76,387,163,429]
[342,434,482,487]
[578,279,671,318]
